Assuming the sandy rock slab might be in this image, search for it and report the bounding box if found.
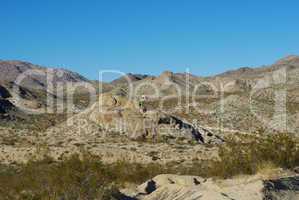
[122,174,299,200]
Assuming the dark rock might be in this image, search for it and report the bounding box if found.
[0,85,11,98]
[0,99,15,114]
[263,176,299,200]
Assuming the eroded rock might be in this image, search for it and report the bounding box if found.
[123,174,299,200]
[90,94,223,144]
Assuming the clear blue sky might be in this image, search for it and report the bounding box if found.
[1,0,299,80]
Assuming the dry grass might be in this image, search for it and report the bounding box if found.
[256,161,280,179]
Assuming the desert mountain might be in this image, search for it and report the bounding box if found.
[94,56,299,136]
[0,60,92,105]
[0,60,115,111]
[0,61,89,88]
[0,55,299,134]
[0,61,115,129]
[215,55,299,78]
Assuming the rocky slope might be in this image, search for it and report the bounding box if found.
[111,73,153,86]
[0,61,91,111]
[1,55,299,158]
[0,60,89,88]
[1,55,299,133]
[0,61,116,128]
[112,56,299,134]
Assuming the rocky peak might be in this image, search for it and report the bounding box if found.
[111,73,150,86]
[160,71,173,78]
[275,55,299,65]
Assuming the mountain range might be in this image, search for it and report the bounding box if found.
[0,55,299,133]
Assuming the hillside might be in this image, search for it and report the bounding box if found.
[0,60,114,129]
[0,55,298,132]
[0,56,299,200]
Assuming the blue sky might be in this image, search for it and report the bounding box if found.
[1,0,299,80]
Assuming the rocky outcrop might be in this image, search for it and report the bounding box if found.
[111,73,152,86]
[89,94,223,144]
[123,174,299,200]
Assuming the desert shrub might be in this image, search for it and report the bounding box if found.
[207,133,299,178]
[159,134,299,179]
[0,152,167,200]
[1,133,298,199]
[0,154,113,199]
[108,160,166,185]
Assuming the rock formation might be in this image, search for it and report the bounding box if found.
[123,174,299,200]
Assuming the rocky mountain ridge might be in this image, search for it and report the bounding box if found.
[1,55,299,133]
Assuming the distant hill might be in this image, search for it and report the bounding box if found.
[0,61,89,89]
[0,60,114,127]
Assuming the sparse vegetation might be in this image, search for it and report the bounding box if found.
[0,152,167,200]
[206,133,299,178]
[0,133,298,199]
